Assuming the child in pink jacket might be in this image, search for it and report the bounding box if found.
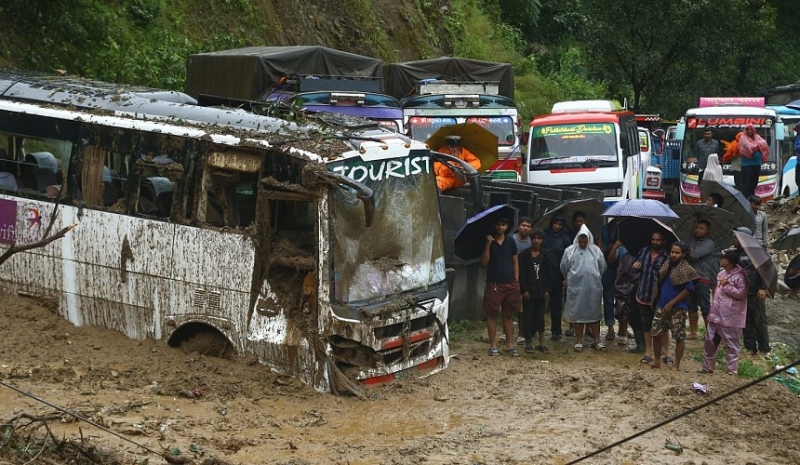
[701,250,749,375]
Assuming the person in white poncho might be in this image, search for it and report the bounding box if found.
[560,224,607,352]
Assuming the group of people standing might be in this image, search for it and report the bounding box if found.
[480,209,772,376]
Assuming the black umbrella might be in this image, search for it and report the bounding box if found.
[533,197,605,239]
[454,204,519,261]
[734,230,778,297]
[773,227,800,251]
[699,180,756,233]
[617,217,678,256]
[671,204,737,252]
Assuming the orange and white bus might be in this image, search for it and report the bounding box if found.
[523,100,643,203]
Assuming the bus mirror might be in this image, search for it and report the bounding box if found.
[520,132,529,146]
[313,171,375,227]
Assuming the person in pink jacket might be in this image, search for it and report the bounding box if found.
[701,250,749,375]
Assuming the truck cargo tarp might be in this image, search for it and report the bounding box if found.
[186,46,383,100]
[384,57,514,100]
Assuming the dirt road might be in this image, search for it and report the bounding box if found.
[1,293,799,465]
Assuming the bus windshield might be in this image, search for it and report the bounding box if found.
[329,151,445,304]
[680,124,777,172]
[529,123,618,170]
[466,116,516,146]
[407,117,457,142]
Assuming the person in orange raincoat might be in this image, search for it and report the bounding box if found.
[434,135,482,191]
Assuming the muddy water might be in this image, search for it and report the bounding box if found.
[2,293,800,464]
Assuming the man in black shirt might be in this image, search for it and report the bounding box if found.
[481,217,522,356]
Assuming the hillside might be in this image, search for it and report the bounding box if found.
[0,0,456,90]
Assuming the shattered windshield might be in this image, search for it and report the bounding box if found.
[329,150,446,304]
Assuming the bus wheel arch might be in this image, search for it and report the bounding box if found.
[167,322,236,359]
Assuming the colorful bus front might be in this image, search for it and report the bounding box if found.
[677,100,783,203]
[523,109,642,203]
[402,94,521,179]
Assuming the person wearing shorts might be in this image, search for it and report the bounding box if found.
[651,242,698,371]
[481,217,521,356]
[632,231,668,364]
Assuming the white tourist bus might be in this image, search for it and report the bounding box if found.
[0,92,449,394]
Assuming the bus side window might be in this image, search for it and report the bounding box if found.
[202,168,258,229]
[17,137,72,199]
[138,176,173,218]
[80,146,126,208]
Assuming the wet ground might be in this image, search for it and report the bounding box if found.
[1,292,799,465]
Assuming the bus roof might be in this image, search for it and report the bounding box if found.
[685,105,777,117]
[767,104,800,116]
[0,97,424,164]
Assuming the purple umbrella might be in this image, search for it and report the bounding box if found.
[454,204,518,261]
[602,198,679,222]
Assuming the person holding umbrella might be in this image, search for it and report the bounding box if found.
[732,227,771,357]
[434,135,481,192]
[560,225,607,352]
[481,217,522,356]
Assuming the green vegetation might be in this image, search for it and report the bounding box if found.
[0,0,797,122]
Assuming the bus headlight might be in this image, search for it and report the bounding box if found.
[755,183,775,196]
[681,181,700,194]
[603,188,621,197]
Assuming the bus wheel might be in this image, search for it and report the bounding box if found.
[168,323,234,359]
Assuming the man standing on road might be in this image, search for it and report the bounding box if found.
[543,214,571,341]
[651,242,699,370]
[733,227,771,357]
[509,216,533,345]
[481,217,522,357]
[685,219,716,340]
[633,231,670,365]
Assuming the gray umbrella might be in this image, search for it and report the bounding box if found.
[671,204,737,252]
[773,227,800,251]
[734,230,778,297]
[699,180,756,233]
[534,197,605,239]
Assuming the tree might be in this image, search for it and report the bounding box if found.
[580,0,722,110]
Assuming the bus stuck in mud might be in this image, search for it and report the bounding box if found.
[0,84,450,395]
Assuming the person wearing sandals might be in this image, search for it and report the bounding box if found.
[651,241,699,370]
[481,217,522,357]
[701,250,749,375]
[543,214,571,341]
[560,225,607,352]
[519,228,552,354]
[685,219,717,340]
[633,231,670,365]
